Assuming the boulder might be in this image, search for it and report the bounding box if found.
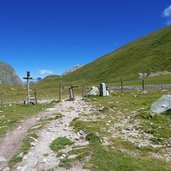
[150,95,171,114]
[88,86,99,96]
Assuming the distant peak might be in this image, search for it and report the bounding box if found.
[63,64,84,75]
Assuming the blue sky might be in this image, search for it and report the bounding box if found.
[0,0,171,79]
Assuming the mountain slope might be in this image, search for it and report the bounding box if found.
[0,62,22,85]
[63,26,171,84]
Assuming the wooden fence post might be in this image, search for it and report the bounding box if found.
[0,92,3,108]
[121,78,123,93]
[59,80,62,101]
[142,79,145,91]
[0,92,3,109]
[34,88,37,105]
[82,80,85,99]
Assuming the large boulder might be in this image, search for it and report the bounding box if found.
[0,62,22,85]
[150,95,171,114]
[88,86,99,96]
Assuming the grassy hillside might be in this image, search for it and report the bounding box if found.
[63,26,171,85]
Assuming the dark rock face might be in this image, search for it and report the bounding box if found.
[0,62,22,85]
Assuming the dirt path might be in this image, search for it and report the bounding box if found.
[0,105,63,170]
[0,97,91,171]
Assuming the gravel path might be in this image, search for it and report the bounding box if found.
[0,106,60,170]
[3,97,91,171]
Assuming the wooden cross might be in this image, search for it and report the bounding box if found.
[63,85,78,101]
[23,71,33,104]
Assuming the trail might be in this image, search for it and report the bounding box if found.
[0,104,63,170]
[0,97,91,171]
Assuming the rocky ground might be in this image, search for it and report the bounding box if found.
[0,97,92,171]
[0,95,171,171]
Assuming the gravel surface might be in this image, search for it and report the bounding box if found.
[1,97,91,171]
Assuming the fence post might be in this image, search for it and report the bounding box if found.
[82,80,85,99]
[34,88,37,105]
[121,78,123,93]
[142,79,145,91]
[59,80,62,101]
[0,92,3,108]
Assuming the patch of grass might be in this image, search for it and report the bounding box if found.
[47,168,55,171]
[59,158,75,169]
[70,146,91,160]
[136,109,171,142]
[111,138,136,151]
[0,103,52,138]
[86,145,171,171]
[85,133,101,144]
[50,137,73,152]
[70,118,109,137]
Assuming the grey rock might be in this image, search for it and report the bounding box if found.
[0,156,6,162]
[41,158,47,164]
[2,167,10,171]
[151,95,171,114]
[22,167,33,171]
[31,142,36,147]
[87,86,99,96]
[60,154,66,160]
[17,152,24,159]
[136,144,142,149]
[68,154,78,159]
[74,136,80,140]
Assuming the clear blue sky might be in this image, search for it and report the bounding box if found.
[0,0,171,79]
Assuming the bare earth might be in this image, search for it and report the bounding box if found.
[0,97,91,171]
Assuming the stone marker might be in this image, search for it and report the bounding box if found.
[150,95,171,114]
[100,83,109,96]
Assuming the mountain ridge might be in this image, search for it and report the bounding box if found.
[0,61,22,85]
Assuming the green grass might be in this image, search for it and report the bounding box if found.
[50,137,74,152]
[59,158,75,169]
[0,103,52,138]
[87,145,171,171]
[136,109,171,143]
[68,89,171,170]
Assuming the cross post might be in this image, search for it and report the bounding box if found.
[23,71,33,104]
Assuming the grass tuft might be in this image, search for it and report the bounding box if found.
[50,137,73,152]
